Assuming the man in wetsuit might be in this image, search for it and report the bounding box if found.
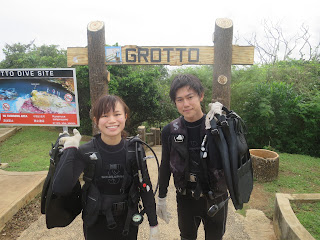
[157,74,228,240]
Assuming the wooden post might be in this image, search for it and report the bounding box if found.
[146,132,154,146]
[156,128,160,145]
[151,127,161,145]
[87,21,108,135]
[150,128,157,146]
[212,18,233,109]
[137,126,146,142]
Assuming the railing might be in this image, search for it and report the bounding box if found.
[137,126,161,146]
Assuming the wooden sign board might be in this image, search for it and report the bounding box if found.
[67,45,254,67]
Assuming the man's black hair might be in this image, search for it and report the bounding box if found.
[169,74,204,102]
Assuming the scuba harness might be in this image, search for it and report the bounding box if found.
[41,134,159,235]
[79,135,159,236]
[169,105,253,216]
[169,116,227,201]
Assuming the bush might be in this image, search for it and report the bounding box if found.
[296,92,320,156]
[231,60,320,157]
[240,81,320,157]
[242,82,298,151]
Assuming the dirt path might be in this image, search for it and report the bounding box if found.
[16,146,276,240]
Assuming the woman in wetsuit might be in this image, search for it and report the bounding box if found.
[52,94,159,240]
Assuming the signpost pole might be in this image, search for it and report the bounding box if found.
[212,18,233,109]
[87,21,108,135]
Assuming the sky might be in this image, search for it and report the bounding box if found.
[1,0,319,63]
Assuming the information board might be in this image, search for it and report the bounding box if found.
[0,68,80,126]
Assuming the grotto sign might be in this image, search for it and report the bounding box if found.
[67,45,254,66]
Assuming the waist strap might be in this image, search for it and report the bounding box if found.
[100,194,128,229]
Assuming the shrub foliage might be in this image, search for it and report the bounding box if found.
[231,60,320,157]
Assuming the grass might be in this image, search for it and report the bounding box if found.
[261,153,320,217]
[264,153,320,193]
[291,201,320,239]
[0,126,89,172]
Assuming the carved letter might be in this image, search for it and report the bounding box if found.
[151,48,161,62]
[126,48,136,62]
[188,48,199,62]
[138,48,149,62]
[163,48,174,62]
[176,48,187,62]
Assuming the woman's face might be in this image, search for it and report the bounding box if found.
[97,101,127,143]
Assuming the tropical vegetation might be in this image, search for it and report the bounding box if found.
[1,42,319,157]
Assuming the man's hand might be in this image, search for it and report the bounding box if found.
[59,129,82,149]
[149,225,160,240]
[205,102,223,129]
[156,197,172,224]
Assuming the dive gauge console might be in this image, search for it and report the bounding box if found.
[132,213,144,226]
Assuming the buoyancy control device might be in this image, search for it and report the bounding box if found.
[205,106,253,210]
[41,133,82,229]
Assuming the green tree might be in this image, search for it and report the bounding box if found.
[0,42,67,68]
[108,65,176,134]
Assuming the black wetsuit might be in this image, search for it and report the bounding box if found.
[159,116,228,240]
[52,135,157,240]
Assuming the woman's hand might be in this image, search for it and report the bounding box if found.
[59,129,82,149]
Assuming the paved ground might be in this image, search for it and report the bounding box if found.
[16,201,276,240]
[0,127,20,143]
[0,169,47,233]
[0,128,277,239]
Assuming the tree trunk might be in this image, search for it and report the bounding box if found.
[87,21,108,135]
[212,18,233,109]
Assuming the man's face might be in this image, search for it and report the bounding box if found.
[175,86,204,122]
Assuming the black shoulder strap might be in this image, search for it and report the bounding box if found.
[125,136,149,190]
[119,139,134,194]
[169,117,190,184]
[126,136,144,184]
[128,135,160,195]
[81,138,100,191]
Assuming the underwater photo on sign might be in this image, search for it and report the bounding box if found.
[1,78,76,114]
[0,68,79,126]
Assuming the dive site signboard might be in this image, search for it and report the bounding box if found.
[0,68,80,126]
